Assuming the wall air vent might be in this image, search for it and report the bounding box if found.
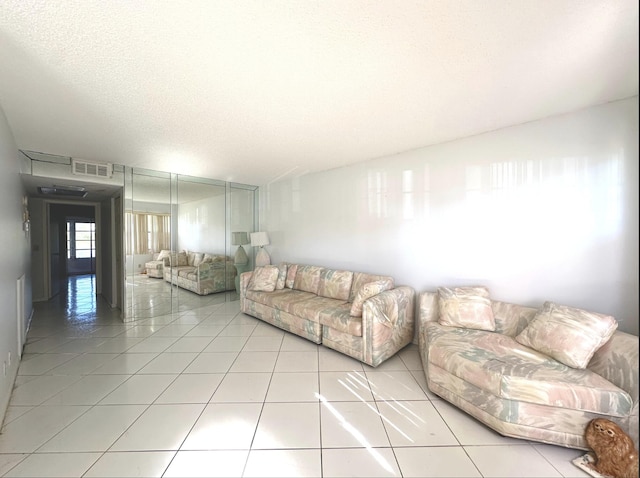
[72,159,113,178]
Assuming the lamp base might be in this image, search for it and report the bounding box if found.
[255,247,271,267]
[234,245,248,265]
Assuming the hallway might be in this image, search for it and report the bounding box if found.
[0,277,588,477]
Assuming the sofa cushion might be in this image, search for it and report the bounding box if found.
[318,269,354,301]
[248,265,279,292]
[426,322,632,416]
[293,265,325,294]
[192,252,204,267]
[318,303,362,336]
[275,263,288,290]
[288,296,347,323]
[285,263,298,288]
[515,302,618,369]
[349,272,394,302]
[437,286,496,332]
[350,279,394,317]
[247,289,316,314]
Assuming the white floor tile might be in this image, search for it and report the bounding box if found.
[181,403,262,450]
[366,370,427,401]
[318,371,374,401]
[318,348,364,372]
[99,374,177,404]
[9,375,84,406]
[17,353,77,375]
[321,447,401,477]
[229,351,278,372]
[163,450,248,477]
[83,451,176,477]
[274,351,319,372]
[37,404,147,452]
[241,335,283,351]
[0,454,27,476]
[533,444,593,478]
[377,400,459,446]
[183,352,238,373]
[394,446,482,477]
[110,403,205,451]
[252,402,320,449]
[8,289,593,478]
[43,374,130,405]
[320,400,390,448]
[165,336,214,353]
[465,445,563,477]
[432,400,525,446]
[2,452,100,477]
[47,353,119,375]
[211,372,271,402]
[203,336,249,352]
[90,353,158,374]
[266,372,319,402]
[138,352,198,374]
[244,449,322,477]
[125,336,179,353]
[155,373,224,404]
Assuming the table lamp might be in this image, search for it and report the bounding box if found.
[250,231,271,266]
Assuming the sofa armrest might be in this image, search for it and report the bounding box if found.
[588,330,639,404]
[361,286,415,367]
[195,262,211,280]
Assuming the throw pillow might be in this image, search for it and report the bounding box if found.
[248,265,279,292]
[515,302,618,369]
[192,252,204,267]
[177,251,188,266]
[437,286,495,331]
[349,279,394,317]
[275,263,288,290]
[285,263,298,289]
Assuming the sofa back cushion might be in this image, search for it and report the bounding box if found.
[491,300,538,337]
[318,269,354,301]
[285,263,298,288]
[348,272,394,303]
[293,265,325,294]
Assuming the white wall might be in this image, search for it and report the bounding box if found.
[261,97,639,335]
[0,103,32,424]
[178,195,227,254]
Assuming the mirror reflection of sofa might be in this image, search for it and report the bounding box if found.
[146,250,236,295]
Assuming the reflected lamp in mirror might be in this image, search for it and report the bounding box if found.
[250,231,271,266]
[232,232,249,265]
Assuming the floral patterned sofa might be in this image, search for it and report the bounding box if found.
[418,288,639,450]
[240,263,415,367]
[155,250,236,295]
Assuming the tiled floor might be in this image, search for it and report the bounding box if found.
[0,275,591,477]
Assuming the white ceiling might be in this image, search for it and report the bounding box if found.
[1,1,638,187]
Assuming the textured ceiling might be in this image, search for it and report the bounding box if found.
[1,1,638,187]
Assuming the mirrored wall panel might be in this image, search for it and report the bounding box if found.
[123,167,257,322]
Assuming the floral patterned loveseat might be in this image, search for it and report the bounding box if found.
[240,263,415,367]
[418,288,639,450]
[158,250,236,295]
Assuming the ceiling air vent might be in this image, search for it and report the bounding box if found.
[72,159,113,178]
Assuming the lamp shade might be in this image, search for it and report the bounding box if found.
[232,232,249,246]
[250,231,270,247]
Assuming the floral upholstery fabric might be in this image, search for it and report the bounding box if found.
[317,269,353,301]
[437,286,495,331]
[285,263,298,289]
[164,252,235,295]
[350,279,394,317]
[248,265,279,292]
[275,263,288,290]
[240,264,415,367]
[515,301,618,369]
[293,265,324,294]
[418,291,639,450]
[348,272,394,302]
